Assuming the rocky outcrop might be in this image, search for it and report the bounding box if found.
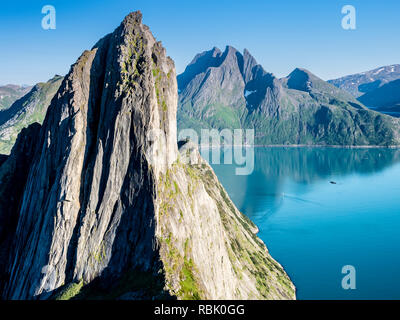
[155,142,295,299]
[177,46,278,132]
[0,12,294,300]
[0,76,63,154]
[178,47,400,146]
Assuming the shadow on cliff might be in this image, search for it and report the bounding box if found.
[54,35,175,301]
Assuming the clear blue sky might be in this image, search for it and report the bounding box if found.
[1,0,399,85]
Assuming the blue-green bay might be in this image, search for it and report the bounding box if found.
[209,147,400,299]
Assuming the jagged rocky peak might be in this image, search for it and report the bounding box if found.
[178,45,271,91]
[241,48,259,82]
[220,45,241,66]
[1,10,178,299]
[177,45,281,119]
[0,11,295,300]
[0,123,42,295]
[178,47,400,146]
[282,67,360,104]
[283,67,331,92]
[283,68,313,91]
[177,47,222,91]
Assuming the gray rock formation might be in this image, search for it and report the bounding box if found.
[0,12,294,300]
[0,123,42,294]
[178,46,271,132]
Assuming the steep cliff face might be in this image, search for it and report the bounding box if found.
[0,123,42,293]
[178,47,400,146]
[0,12,294,300]
[156,144,294,299]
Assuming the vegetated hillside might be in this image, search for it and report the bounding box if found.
[0,84,32,111]
[178,48,400,146]
[0,76,63,154]
[358,79,400,117]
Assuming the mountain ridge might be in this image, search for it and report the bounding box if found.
[328,64,400,97]
[358,78,400,116]
[178,46,400,146]
[0,12,295,300]
[0,75,63,154]
[0,84,32,111]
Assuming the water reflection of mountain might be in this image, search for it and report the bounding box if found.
[254,147,400,182]
[213,147,400,220]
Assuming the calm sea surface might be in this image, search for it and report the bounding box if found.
[208,147,400,299]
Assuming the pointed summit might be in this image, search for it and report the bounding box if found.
[283,67,359,104]
[178,46,266,93]
[221,45,239,60]
[177,47,223,91]
[242,48,259,82]
[284,68,316,92]
[0,12,295,301]
[177,46,281,132]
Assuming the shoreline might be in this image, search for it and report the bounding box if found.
[199,144,400,149]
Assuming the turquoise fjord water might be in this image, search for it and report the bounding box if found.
[208,147,400,300]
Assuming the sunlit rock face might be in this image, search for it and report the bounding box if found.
[0,12,295,300]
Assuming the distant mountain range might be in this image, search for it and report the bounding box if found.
[328,64,400,97]
[358,79,400,116]
[0,84,32,111]
[328,65,400,117]
[2,50,400,152]
[0,75,63,154]
[178,46,400,146]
